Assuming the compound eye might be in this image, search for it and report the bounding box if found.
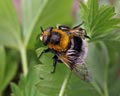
[42,27,53,45]
[43,35,49,45]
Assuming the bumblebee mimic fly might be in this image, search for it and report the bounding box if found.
[38,23,91,82]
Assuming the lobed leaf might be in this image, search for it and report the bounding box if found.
[35,47,99,96]
[80,0,120,40]
[11,67,46,96]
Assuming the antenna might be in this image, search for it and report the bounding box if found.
[40,27,44,32]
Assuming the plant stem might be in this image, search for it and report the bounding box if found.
[20,46,28,76]
[59,71,71,96]
[91,81,104,96]
[104,51,109,96]
[104,82,109,96]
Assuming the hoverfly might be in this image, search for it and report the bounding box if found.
[38,23,91,82]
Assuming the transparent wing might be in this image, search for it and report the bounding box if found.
[57,53,91,82]
[72,63,91,82]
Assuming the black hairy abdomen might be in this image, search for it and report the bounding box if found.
[72,36,82,52]
[65,36,83,66]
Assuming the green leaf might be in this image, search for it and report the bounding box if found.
[66,74,99,96]
[86,42,109,96]
[2,50,18,92]
[87,0,99,30]
[11,83,22,96]
[80,2,120,95]
[11,67,43,96]
[104,38,120,96]
[38,0,73,27]
[21,0,48,47]
[80,0,120,40]
[0,48,18,95]
[36,66,68,95]
[0,46,6,95]
[0,0,21,49]
[35,50,67,96]
[36,47,47,58]
[35,47,99,96]
[109,78,120,96]
[80,0,99,34]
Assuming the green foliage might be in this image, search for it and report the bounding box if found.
[0,1,21,49]
[0,46,6,95]
[36,49,98,96]
[21,0,48,47]
[11,67,41,96]
[0,46,18,96]
[80,0,120,96]
[80,0,120,40]
[86,42,109,96]
[0,0,120,96]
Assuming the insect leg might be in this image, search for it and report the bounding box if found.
[73,21,84,29]
[84,35,91,39]
[38,48,50,59]
[51,55,58,73]
[83,30,91,39]
[51,55,62,73]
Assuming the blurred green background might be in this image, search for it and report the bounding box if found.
[0,0,120,96]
